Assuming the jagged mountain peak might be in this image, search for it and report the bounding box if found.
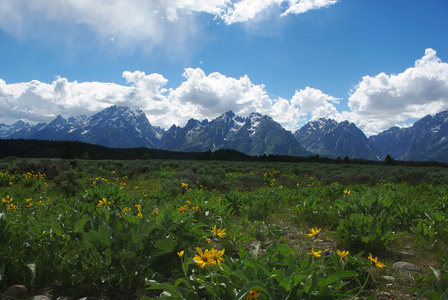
[159,110,310,156]
[49,115,67,126]
[223,110,236,117]
[369,109,448,162]
[13,120,27,127]
[6,105,163,148]
[0,119,32,138]
[295,117,380,160]
[3,106,448,162]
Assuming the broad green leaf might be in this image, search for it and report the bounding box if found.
[174,278,192,289]
[146,282,182,298]
[72,272,85,284]
[244,257,270,277]
[322,271,357,287]
[74,215,90,233]
[122,214,139,225]
[51,215,63,236]
[430,266,448,293]
[27,262,36,283]
[151,237,177,258]
[279,274,307,291]
[235,281,269,300]
[304,272,318,295]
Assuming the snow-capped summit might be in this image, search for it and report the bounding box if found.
[8,106,165,148]
[0,120,31,138]
[294,118,381,160]
[159,111,310,156]
[369,110,448,162]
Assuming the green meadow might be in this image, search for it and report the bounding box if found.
[1,158,447,299]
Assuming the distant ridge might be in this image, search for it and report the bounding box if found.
[294,118,381,161]
[1,105,448,162]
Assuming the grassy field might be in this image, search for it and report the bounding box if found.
[1,158,447,299]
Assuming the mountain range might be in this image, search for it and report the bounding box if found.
[1,105,448,162]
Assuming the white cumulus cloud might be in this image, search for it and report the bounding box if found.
[282,0,339,16]
[0,0,338,52]
[0,68,344,131]
[348,48,448,136]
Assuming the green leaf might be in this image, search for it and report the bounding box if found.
[146,282,182,298]
[323,271,358,286]
[51,215,63,236]
[430,266,448,293]
[27,262,36,283]
[122,214,139,225]
[72,272,85,284]
[244,258,270,277]
[83,226,112,248]
[74,215,90,233]
[174,278,192,289]
[279,274,307,292]
[304,272,319,294]
[235,281,269,300]
[151,237,177,258]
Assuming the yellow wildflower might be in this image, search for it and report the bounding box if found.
[152,209,159,215]
[344,190,351,196]
[193,247,225,268]
[135,204,143,218]
[193,247,211,268]
[368,253,386,268]
[181,182,188,188]
[208,248,225,267]
[97,198,108,207]
[308,248,328,258]
[7,203,17,210]
[212,225,226,238]
[337,250,349,262]
[178,205,189,214]
[177,251,184,257]
[247,289,261,300]
[307,227,321,237]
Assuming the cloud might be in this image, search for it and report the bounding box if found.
[281,0,339,16]
[291,87,340,118]
[0,71,172,125]
[167,68,343,130]
[0,68,344,131]
[348,48,448,135]
[0,0,338,52]
[169,68,271,116]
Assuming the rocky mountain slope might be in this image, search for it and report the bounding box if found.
[2,105,448,162]
[294,118,381,160]
[159,111,310,156]
[369,110,448,162]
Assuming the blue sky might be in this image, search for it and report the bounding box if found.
[1,0,448,136]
